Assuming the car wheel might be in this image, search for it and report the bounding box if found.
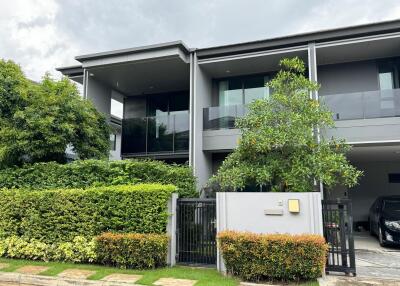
[378,225,386,247]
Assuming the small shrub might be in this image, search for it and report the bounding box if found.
[218,231,328,282]
[54,236,97,263]
[0,184,175,243]
[0,236,96,263]
[95,232,169,269]
[0,159,196,197]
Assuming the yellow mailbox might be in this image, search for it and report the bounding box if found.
[288,199,300,213]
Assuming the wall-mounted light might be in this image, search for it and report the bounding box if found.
[89,73,94,77]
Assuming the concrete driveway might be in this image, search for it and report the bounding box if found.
[354,231,400,279]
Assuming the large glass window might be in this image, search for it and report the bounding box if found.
[218,75,269,106]
[147,92,189,116]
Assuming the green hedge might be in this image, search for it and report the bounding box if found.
[218,231,328,282]
[0,233,168,269]
[0,159,196,198]
[0,184,175,243]
[96,232,168,269]
[0,236,96,263]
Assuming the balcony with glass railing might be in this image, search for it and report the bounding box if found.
[203,105,248,130]
[320,89,400,120]
[121,113,189,156]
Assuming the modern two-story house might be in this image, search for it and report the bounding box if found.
[58,19,400,228]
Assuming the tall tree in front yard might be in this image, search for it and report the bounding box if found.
[0,59,110,168]
[212,57,363,192]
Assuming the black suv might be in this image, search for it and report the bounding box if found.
[369,196,400,246]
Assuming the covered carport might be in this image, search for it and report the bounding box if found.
[326,144,400,279]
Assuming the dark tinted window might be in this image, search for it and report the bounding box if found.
[388,173,400,183]
[147,92,189,116]
[383,200,400,211]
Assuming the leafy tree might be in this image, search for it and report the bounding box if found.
[212,57,363,192]
[0,59,110,167]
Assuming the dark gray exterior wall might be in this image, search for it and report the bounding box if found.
[318,60,379,95]
[86,77,111,118]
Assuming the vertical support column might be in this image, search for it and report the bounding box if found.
[308,42,324,196]
[167,193,178,266]
[189,53,195,167]
[83,69,89,99]
[192,52,213,193]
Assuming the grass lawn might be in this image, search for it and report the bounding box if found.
[0,257,318,286]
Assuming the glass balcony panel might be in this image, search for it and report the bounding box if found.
[321,88,400,120]
[174,113,190,151]
[121,118,147,154]
[321,92,363,120]
[122,113,189,155]
[203,104,249,130]
[147,115,173,153]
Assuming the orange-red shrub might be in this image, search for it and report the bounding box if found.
[218,231,328,282]
[95,232,169,269]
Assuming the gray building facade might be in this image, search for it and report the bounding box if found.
[58,20,400,226]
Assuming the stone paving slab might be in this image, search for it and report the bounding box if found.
[0,263,9,270]
[15,266,49,275]
[153,277,197,286]
[319,276,400,286]
[57,269,96,280]
[101,274,143,284]
[0,272,145,286]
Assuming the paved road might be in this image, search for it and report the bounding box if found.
[354,232,400,280]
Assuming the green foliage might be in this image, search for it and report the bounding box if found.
[0,184,175,243]
[0,159,196,197]
[0,236,96,263]
[0,59,110,167]
[212,57,363,192]
[218,231,328,282]
[95,232,168,269]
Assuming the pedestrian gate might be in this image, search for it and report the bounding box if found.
[322,199,356,275]
[176,198,217,265]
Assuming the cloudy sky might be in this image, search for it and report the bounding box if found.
[1,0,400,81]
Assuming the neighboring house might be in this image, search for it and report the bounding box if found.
[58,19,400,228]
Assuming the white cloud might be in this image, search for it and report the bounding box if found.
[0,0,79,81]
[0,0,399,81]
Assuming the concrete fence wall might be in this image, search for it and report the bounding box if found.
[216,192,323,271]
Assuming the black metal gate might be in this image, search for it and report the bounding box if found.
[322,199,356,275]
[176,198,217,265]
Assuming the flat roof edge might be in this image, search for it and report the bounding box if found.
[196,19,400,58]
[55,65,83,72]
[75,41,190,62]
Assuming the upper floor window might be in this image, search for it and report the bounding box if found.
[378,59,400,90]
[147,92,189,117]
[218,75,270,106]
[111,98,124,119]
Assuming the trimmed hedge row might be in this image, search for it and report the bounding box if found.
[0,236,96,263]
[218,231,328,282]
[0,159,196,198]
[0,233,168,269]
[0,184,175,243]
[96,233,168,269]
